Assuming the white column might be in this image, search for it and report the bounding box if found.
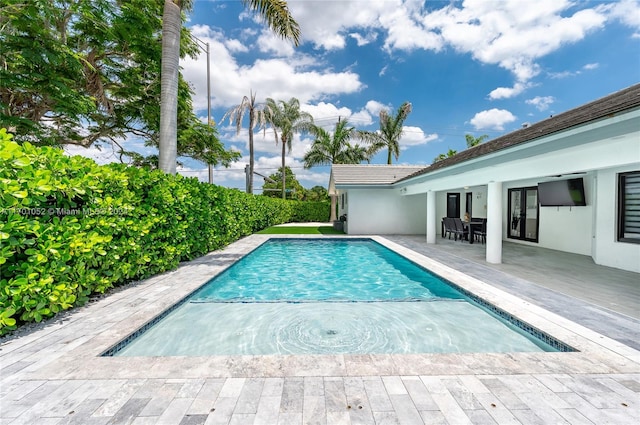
[486,181,503,264]
[426,191,436,244]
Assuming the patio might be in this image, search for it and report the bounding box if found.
[1,233,638,424]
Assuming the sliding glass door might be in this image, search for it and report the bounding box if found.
[508,187,539,242]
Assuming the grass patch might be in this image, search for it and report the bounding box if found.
[257,226,344,235]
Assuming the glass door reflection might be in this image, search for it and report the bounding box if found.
[508,187,539,242]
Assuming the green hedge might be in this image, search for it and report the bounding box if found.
[289,201,331,222]
[0,136,329,335]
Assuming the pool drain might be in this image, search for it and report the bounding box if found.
[326,330,338,335]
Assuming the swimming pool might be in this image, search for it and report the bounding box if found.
[106,239,573,356]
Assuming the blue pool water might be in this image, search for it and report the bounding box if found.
[111,239,566,356]
[191,239,464,302]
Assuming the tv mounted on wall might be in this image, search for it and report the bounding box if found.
[538,178,586,207]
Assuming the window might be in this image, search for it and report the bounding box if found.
[618,171,640,244]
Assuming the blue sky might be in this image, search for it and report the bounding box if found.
[68,0,640,192]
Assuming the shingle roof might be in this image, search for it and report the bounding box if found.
[331,164,426,185]
[399,83,640,183]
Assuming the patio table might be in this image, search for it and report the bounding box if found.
[464,221,484,244]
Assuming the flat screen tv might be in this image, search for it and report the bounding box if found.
[538,178,586,206]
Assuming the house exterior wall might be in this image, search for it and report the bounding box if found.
[503,177,593,256]
[435,189,488,222]
[593,165,640,273]
[435,181,594,256]
[345,189,426,235]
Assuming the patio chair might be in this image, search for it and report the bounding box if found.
[443,217,455,239]
[452,218,469,241]
[473,218,487,244]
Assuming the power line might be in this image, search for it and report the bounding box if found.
[179,165,311,173]
[304,115,505,135]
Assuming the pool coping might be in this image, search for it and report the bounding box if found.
[6,234,640,381]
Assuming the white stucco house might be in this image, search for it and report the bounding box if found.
[329,84,640,273]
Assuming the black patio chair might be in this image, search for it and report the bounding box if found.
[474,218,487,244]
[452,218,469,241]
[442,217,454,239]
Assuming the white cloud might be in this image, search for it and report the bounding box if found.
[227,128,312,161]
[229,0,636,94]
[381,6,443,52]
[186,1,630,113]
[287,1,394,50]
[548,61,600,79]
[183,25,365,113]
[256,29,295,56]
[423,1,606,83]
[345,100,391,127]
[282,0,609,90]
[350,109,374,127]
[526,96,555,111]
[64,143,123,166]
[400,126,438,149]
[364,100,388,116]
[64,139,154,166]
[349,31,378,46]
[224,38,248,53]
[300,100,393,130]
[549,70,577,79]
[252,156,329,188]
[177,165,212,184]
[488,82,528,100]
[378,65,388,77]
[470,109,517,131]
[606,0,640,36]
[302,102,353,128]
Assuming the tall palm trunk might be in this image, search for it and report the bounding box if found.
[248,111,255,194]
[158,0,180,174]
[281,138,286,199]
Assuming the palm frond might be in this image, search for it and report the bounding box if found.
[304,119,372,169]
[242,0,301,46]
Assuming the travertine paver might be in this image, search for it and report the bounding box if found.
[1,234,639,424]
[1,374,639,424]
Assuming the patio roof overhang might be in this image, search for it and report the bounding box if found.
[396,107,640,195]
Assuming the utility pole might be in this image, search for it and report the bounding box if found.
[191,35,213,183]
[244,164,250,193]
[205,40,212,184]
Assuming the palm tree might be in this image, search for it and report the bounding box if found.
[223,90,266,193]
[158,0,301,174]
[264,97,314,199]
[158,0,188,174]
[359,102,412,164]
[433,148,457,163]
[465,133,489,148]
[304,118,372,221]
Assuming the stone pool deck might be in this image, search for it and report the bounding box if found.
[1,234,639,424]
